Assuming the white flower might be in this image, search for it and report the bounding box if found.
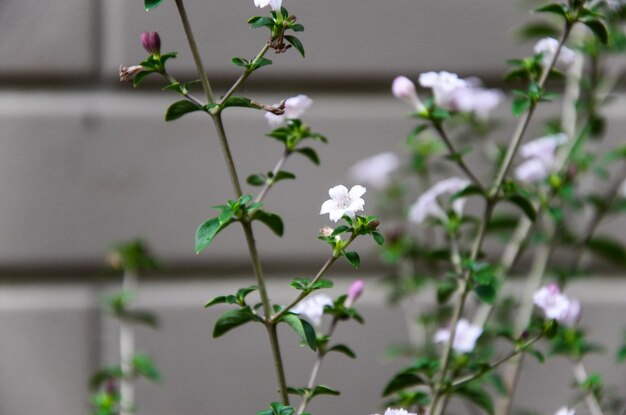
[534,38,577,70]
[254,0,282,10]
[449,87,502,120]
[347,152,400,189]
[371,409,417,415]
[533,283,581,325]
[320,185,366,222]
[554,407,575,415]
[606,0,625,10]
[291,294,333,326]
[264,94,313,128]
[392,76,424,111]
[434,319,483,353]
[408,177,471,223]
[419,71,468,110]
[515,133,567,183]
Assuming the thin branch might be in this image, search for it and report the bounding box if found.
[572,361,605,415]
[220,43,272,107]
[255,149,291,204]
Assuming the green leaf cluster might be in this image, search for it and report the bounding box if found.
[267,119,327,163]
[248,7,306,57]
[205,285,258,308]
[106,291,159,328]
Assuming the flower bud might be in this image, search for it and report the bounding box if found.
[320,226,334,237]
[119,65,145,82]
[345,279,364,307]
[141,31,161,55]
[392,76,423,111]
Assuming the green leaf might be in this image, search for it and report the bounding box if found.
[474,284,497,304]
[583,20,609,44]
[295,147,320,165]
[221,96,263,110]
[330,225,351,237]
[165,100,203,121]
[119,309,159,328]
[144,0,165,11]
[281,314,317,351]
[311,385,340,397]
[311,279,333,290]
[132,354,161,382]
[586,236,626,266]
[284,35,305,57]
[251,57,273,70]
[132,71,152,87]
[382,373,426,396]
[89,367,123,389]
[327,344,356,359]
[345,251,360,268]
[291,23,305,32]
[272,171,296,182]
[371,232,385,246]
[454,384,494,415]
[534,3,568,18]
[251,210,284,237]
[195,217,234,254]
[231,57,249,67]
[512,97,531,117]
[505,195,536,222]
[248,16,275,28]
[437,279,457,304]
[212,307,259,338]
[247,174,267,186]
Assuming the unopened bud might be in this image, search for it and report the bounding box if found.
[141,31,161,55]
[345,279,364,307]
[119,65,145,82]
[106,251,124,270]
[367,220,380,230]
[320,226,334,237]
[392,76,424,111]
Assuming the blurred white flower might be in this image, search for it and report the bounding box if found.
[371,409,417,415]
[419,71,468,110]
[291,294,333,326]
[392,76,424,111]
[534,38,577,70]
[320,185,366,222]
[254,0,282,10]
[264,94,313,128]
[449,87,502,120]
[554,407,575,415]
[515,133,567,183]
[347,152,400,189]
[606,0,625,10]
[434,319,483,353]
[533,283,581,325]
[408,177,471,223]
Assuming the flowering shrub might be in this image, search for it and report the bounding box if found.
[111,0,626,414]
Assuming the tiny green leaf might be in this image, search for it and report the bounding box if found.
[281,314,317,351]
[251,210,284,237]
[382,373,426,396]
[272,171,296,182]
[534,3,568,18]
[212,307,259,338]
[231,57,249,68]
[221,96,263,110]
[284,35,305,57]
[133,71,152,87]
[252,58,273,70]
[248,16,275,28]
[295,147,320,165]
[144,0,165,11]
[165,100,203,121]
[583,20,609,44]
[132,354,161,382]
[247,174,267,186]
[371,231,385,246]
[311,385,340,397]
[291,23,305,32]
[454,384,494,415]
[195,217,234,254]
[344,251,360,268]
[474,284,497,304]
[327,344,356,359]
[505,195,537,222]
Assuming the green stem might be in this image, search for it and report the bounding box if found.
[433,122,485,193]
[212,114,244,197]
[255,149,291,204]
[572,360,605,415]
[174,0,215,104]
[220,43,272,107]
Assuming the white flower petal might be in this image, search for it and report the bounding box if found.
[347,152,400,189]
[329,185,349,200]
[320,199,337,215]
[349,185,367,199]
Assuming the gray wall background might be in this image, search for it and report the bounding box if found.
[0,1,625,414]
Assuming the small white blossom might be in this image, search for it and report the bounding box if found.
[291,294,333,326]
[419,71,468,110]
[449,87,502,120]
[408,177,471,223]
[392,76,424,111]
[264,94,313,128]
[371,409,417,415]
[533,283,581,325]
[434,319,483,353]
[347,152,400,189]
[320,185,366,222]
[515,133,567,183]
[254,0,282,10]
[554,407,575,415]
[534,38,577,70]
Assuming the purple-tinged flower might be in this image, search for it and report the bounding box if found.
[392,76,424,112]
[419,71,468,110]
[434,319,483,353]
[254,0,282,10]
[449,87,502,120]
[347,152,400,189]
[265,94,312,128]
[345,279,365,307]
[119,65,145,82]
[533,283,581,325]
[408,177,471,224]
[515,133,567,183]
[534,38,576,70]
[371,409,417,415]
[141,32,161,55]
[515,158,551,183]
[554,407,575,415]
[320,185,366,222]
[291,294,333,326]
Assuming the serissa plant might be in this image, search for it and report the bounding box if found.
[119,0,380,414]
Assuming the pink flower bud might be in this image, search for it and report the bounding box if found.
[345,279,365,307]
[392,76,423,111]
[141,31,161,55]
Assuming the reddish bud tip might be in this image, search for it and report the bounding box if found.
[346,279,365,307]
[141,31,161,55]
